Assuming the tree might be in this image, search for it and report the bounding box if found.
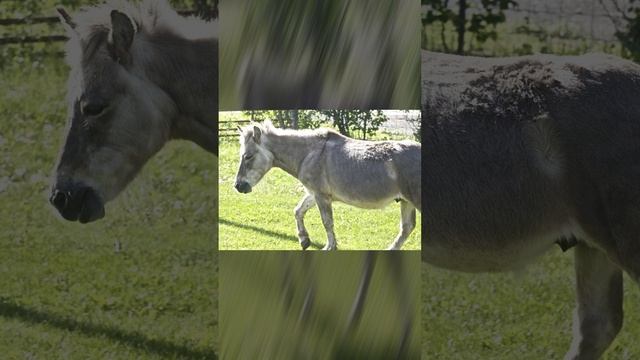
[319,110,388,140]
[422,0,517,54]
[242,110,322,129]
[599,0,640,62]
[193,0,218,20]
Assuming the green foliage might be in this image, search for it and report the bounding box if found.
[423,14,623,57]
[616,6,640,62]
[404,110,422,142]
[239,110,391,140]
[242,110,323,129]
[0,0,211,13]
[320,110,388,140]
[422,0,517,53]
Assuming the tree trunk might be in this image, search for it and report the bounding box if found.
[457,0,467,55]
[276,110,286,128]
[290,110,299,129]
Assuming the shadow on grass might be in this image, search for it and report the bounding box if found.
[219,218,323,249]
[0,298,217,359]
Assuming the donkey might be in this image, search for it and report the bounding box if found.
[234,121,421,250]
[50,0,217,223]
[422,50,640,359]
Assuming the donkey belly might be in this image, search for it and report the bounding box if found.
[422,168,574,272]
[326,161,402,209]
[423,223,574,272]
[422,163,576,272]
[422,116,574,272]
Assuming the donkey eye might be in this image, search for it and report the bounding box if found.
[81,102,107,117]
[244,153,254,160]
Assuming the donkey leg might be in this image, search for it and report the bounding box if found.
[387,201,416,250]
[294,193,316,250]
[315,195,338,250]
[565,243,623,360]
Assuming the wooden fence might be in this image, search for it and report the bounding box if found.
[0,10,203,45]
[219,119,253,138]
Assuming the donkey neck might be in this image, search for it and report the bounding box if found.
[265,132,326,178]
[135,34,218,154]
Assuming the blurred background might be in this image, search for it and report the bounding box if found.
[422,0,640,57]
[422,1,640,359]
[220,0,420,110]
[0,0,218,358]
[220,252,420,359]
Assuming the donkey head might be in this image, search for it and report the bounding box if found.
[234,123,274,193]
[50,6,176,223]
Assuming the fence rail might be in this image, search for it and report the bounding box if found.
[219,119,253,138]
[0,10,199,45]
[0,35,67,45]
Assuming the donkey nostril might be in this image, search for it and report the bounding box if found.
[50,190,69,210]
[235,181,251,193]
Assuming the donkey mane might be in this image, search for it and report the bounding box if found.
[243,121,338,143]
[71,0,215,39]
[64,0,217,67]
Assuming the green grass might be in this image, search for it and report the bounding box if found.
[218,136,421,250]
[0,49,217,358]
[422,251,640,359]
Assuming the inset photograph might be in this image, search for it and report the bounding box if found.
[220,0,420,110]
[219,110,421,250]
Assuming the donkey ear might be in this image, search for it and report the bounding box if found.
[56,7,77,34]
[109,10,136,64]
[253,126,262,144]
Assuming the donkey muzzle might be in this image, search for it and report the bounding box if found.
[234,180,252,194]
[50,182,105,223]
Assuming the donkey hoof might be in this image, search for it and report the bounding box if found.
[300,238,311,250]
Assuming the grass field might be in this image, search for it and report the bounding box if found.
[218,135,421,251]
[422,247,640,359]
[0,48,218,358]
